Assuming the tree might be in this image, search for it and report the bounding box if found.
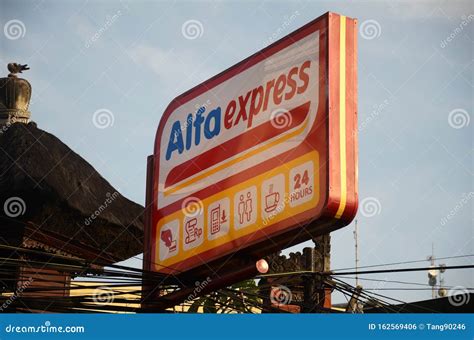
[187,280,260,313]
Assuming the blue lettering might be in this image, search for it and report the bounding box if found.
[204,107,221,139]
[185,113,193,150]
[193,107,205,146]
[166,121,184,160]
[166,105,222,161]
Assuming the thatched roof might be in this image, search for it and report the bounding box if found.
[0,122,143,262]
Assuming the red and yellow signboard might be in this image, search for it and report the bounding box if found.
[144,12,358,277]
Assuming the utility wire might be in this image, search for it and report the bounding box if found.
[256,264,473,278]
[328,264,473,276]
[335,276,466,289]
[331,277,443,314]
[331,254,474,272]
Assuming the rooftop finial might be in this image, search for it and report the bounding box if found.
[7,63,30,77]
[0,63,32,127]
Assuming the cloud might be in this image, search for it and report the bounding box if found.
[69,13,97,43]
[129,44,217,92]
[387,1,471,19]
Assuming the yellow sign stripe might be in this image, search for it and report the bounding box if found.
[335,16,347,219]
[165,116,310,196]
[156,151,320,269]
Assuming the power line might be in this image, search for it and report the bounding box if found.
[361,288,474,291]
[256,264,474,279]
[335,276,458,288]
[331,254,474,272]
[329,278,403,313]
[328,264,474,276]
[330,277,443,313]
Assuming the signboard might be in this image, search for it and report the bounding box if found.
[144,12,358,278]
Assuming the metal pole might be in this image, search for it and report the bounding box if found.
[431,243,435,299]
[354,220,359,287]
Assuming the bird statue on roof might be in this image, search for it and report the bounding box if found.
[8,63,30,77]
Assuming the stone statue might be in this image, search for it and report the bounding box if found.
[7,63,30,77]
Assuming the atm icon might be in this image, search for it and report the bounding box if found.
[210,204,227,235]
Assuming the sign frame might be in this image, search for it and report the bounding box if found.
[143,12,358,287]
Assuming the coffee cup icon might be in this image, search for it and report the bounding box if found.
[264,184,280,213]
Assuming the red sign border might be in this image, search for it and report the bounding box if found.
[143,12,358,280]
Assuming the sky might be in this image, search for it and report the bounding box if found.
[1,0,472,304]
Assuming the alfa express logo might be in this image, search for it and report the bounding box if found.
[165,60,312,162]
